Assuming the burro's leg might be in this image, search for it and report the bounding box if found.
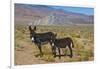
[58,47,61,59]
[37,44,43,57]
[68,45,73,58]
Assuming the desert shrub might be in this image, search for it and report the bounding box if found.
[71,33,81,38]
[15,42,20,49]
[41,55,55,62]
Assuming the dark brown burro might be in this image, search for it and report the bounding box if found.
[29,25,55,56]
[51,34,74,59]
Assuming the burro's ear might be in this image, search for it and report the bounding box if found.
[29,25,32,31]
[54,33,57,37]
[34,26,36,31]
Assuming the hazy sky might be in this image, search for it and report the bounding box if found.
[16,3,94,16]
[52,6,94,15]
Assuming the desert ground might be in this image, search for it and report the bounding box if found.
[14,24,94,65]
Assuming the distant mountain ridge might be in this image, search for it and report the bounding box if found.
[15,4,94,25]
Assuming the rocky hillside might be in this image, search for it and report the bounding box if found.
[15,4,94,25]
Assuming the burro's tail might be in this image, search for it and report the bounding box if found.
[67,37,74,48]
[71,38,74,48]
[72,40,74,48]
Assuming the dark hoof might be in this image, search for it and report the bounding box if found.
[34,54,40,57]
[69,55,73,58]
[59,57,61,59]
[40,54,43,57]
[54,55,56,58]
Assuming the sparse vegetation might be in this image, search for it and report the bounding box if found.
[15,24,94,65]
